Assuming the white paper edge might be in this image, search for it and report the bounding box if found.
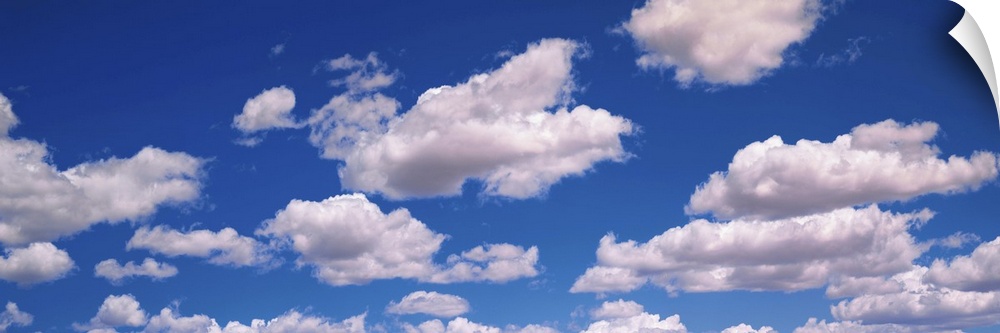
[949,1,1000,128]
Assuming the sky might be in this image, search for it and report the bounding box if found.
[1,0,1000,332]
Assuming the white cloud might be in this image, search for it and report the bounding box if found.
[310,39,634,200]
[324,53,398,93]
[721,324,777,333]
[74,294,147,331]
[571,206,928,294]
[0,242,74,286]
[257,193,539,285]
[686,120,999,220]
[0,302,32,331]
[402,318,557,333]
[791,318,948,333]
[580,312,687,333]
[623,0,822,86]
[270,43,285,57]
[926,236,1000,292]
[0,136,205,246]
[816,37,870,67]
[828,266,1000,331]
[144,307,366,333]
[94,258,178,284]
[0,93,17,136]
[232,86,301,145]
[128,226,272,267]
[386,291,470,318]
[589,300,644,320]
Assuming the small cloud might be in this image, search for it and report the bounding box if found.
[816,36,870,67]
[270,43,285,57]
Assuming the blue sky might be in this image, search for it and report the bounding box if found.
[1,0,999,332]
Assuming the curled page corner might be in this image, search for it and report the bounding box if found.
[949,0,999,127]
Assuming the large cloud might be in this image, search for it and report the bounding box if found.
[926,236,1000,292]
[0,302,32,331]
[0,100,204,245]
[128,226,272,267]
[386,291,470,318]
[686,120,998,220]
[0,242,74,286]
[308,39,634,199]
[829,266,1000,331]
[580,311,686,333]
[791,318,951,333]
[571,206,928,294]
[589,300,645,320]
[145,308,366,333]
[74,294,148,331]
[94,258,178,284]
[232,86,302,146]
[256,193,539,285]
[401,318,558,333]
[623,0,822,86]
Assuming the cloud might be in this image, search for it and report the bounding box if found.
[623,0,822,86]
[829,266,1000,331]
[309,39,634,200]
[233,86,302,145]
[571,206,928,294]
[256,193,539,285]
[324,53,399,93]
[589,300,644,320]
[127,226,272,267]
[0,302,32,331]
[94,258,178,284]
[816,37,870,67]
[144,307,366,333]
[0,242,74,286]
[386,291,470,318]
[580,311,687,333]
[791,318,947,333]
[926,236,1000,292]
[686,120,999,220]
[401,318,558,333]
[74,294,147,331]
[0,93,17,136]
[271,43,285,57]
[721,324,777,333]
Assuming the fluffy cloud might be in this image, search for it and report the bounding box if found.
[233,86,300,133]
[571,206,928,294]
[74,294,147,331]
[580,312,686,333]
[401,318,558,333]
[721,324,776,333]
[0,302,32,331]
[128,226,272,267]
[94,258,178,284]
[0,242,74,286]
[144,307,366,333]
[257,193,539,286]
[687,120,998,220]
[386,291,470,318]
[309,39,634,199]
[623,0,822,86]
[829,266,1000,330]
[791,318,949,333]
[0,93,17,136]
[324,53,399,93]
[926,236,1000,292]
[589,300,644,320]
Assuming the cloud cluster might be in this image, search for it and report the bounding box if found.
[309,39,634,199]
[94,258,178,284]
[623,0,822,86]
[74,294,147,331]
[257,193,539,286]
[401,317,558,333]
[572,206,927,294]
[0,242,74,286]
[0,302,32,331]
[232,86,302,146]
[146,308,366,333]
[386,291,470,318]
[128,226,272,267]
[686,120,998,220]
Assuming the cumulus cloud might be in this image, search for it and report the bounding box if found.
[309,39,634,199]
[256,193,539,285]
[589,300,644,320]
[791,318,949,333]
[144,307,366,333]
[580,311,686,333]
[232,86,302,146]
[926,236,1000,292]
[94,258,178,284]
[829,266,1000,331]
[0,302,32,331]
[128,226,272,267]
[386,291,470,318]
[74,294,147,331]
[623,0,822,86]
[686,120,999,220]
[0,93,17,136]
[401,318,557,333]
[721,324,777,333]
[571,206,928,294]
[0,242,74,286]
